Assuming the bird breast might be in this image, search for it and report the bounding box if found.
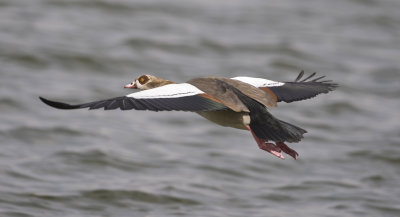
[196,111,250,130]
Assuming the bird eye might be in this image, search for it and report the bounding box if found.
[138,75,149,84]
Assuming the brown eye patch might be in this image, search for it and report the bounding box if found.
[138,75,149,84]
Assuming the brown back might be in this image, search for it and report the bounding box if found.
[188,77,277,112]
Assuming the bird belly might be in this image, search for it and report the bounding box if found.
[196,111,250,130]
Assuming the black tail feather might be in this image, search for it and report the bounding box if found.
[227,85,307,143]
[249,112,307,143]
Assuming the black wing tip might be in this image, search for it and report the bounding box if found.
[294,70,305,82]
[39,95,228,112]
[272,71,338,103]
[39,96,80,109]
[294,70,339,87]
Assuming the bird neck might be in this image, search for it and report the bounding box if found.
[145,79,175,89]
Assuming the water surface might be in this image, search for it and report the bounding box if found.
[1,0,400,216]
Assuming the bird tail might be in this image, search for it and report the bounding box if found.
[249,113,307,143]
[277,119,307,142]
[218,80,307,143]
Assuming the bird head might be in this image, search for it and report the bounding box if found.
[124,75,174,90]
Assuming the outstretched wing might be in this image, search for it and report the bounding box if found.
[232,71,338,103]
[40,83,228,112]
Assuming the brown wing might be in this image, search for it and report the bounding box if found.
[187,77,277,112]
[219,77,277,107]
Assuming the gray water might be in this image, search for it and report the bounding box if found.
[1,0,400,216]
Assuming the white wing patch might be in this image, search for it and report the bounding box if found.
[232,76,284,87]
[127,83,205,99]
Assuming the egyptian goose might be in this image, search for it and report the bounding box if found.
[39,71,337,159]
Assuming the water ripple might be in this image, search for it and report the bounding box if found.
[1,0,400,216]
[81,189,201,205]
[3,126,83,141]
[53,149,158,172]
[348,150,400,165]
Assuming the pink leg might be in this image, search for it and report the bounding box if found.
[276,142,299,160]
[246,125,299,160]
[246,126,284,159]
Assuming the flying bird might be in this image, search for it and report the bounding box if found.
[39,71,337,159]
